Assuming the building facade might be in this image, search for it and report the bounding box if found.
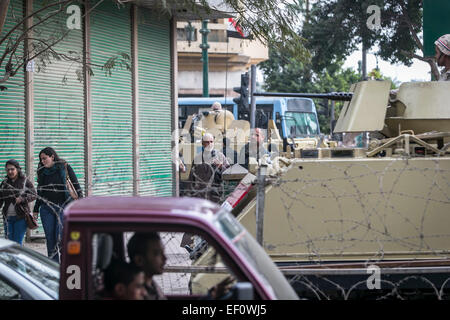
[0,0,178,199]
[176,19,268,97]
[0,0,183,239]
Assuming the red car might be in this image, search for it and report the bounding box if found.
[59,196,298,300]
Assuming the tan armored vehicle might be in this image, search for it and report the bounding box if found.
[189,80,450,298]
[249,80,450,262]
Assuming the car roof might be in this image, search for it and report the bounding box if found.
[0,238,15,250]
[65,196,222,222]
[178,97,235,104]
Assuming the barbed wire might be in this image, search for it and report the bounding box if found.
[177,149,450,299]
[1,144,449,299]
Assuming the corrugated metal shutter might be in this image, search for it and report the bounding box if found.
[0,0,25,237]
[32,2,85,236]
[137,11,172,196]
[0,0,25,168]
[90,1,133,195]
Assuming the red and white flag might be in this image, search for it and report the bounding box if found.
[227,18,252,39]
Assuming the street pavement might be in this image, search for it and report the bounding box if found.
[24,239,47,256]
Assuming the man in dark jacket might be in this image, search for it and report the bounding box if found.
[238,128,269,170]
[188,133,230,203]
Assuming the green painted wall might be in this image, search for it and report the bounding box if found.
[0,0,25,237]
[90,1,133,195]
[0,0,25,171]
[138,11,172,196]
[0,2,174,239]
[423,0,450,57]
[32,0,85,236]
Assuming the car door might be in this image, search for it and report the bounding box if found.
[87,224,260,300]
[0,263,52,300]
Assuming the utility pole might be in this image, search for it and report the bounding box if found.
[256,163,267,246]
[362,43,367,80]
[199,20,210,97]
[330,100,335,134]
[250,65,256,128]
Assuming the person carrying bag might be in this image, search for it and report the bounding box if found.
[15,178,38,230]
[33,147,83,263]
[0,159,37,245]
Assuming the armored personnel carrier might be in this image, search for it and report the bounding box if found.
[190,80,450,299]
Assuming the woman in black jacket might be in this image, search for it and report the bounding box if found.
[0,159,37,245]
[33,147,83,262]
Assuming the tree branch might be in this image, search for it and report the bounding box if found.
[0,27,71,83]
[0,68,11,83]
[398,1,423,51]
[397,1,440,80]
[0,1,70,69]
[25,36,104,68]
[0,0,72,48]
[400,49,440,80]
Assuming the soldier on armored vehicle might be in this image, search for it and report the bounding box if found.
[435,34,450,81]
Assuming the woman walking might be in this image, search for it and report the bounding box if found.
[0,159,37,245]
[33,147,83,262]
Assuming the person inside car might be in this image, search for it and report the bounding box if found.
[127,232,233,300]
[102,259,147,300]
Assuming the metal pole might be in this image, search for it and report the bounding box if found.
[24,0,34,242]
[322,98,328,136]
[199,20,210,97]
[0,0,9,35]
[171,18,180,197]
[83,0,93,196]
[131,5,139,196]
[256,163,267,245]
[362,43,367,80]
[250,64,256,129]
[330,100,335,134]
[24,0,34,182]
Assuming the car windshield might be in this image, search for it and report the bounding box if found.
[284,111,319,136]
[213,210,298,300]
[0,245,59,299]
